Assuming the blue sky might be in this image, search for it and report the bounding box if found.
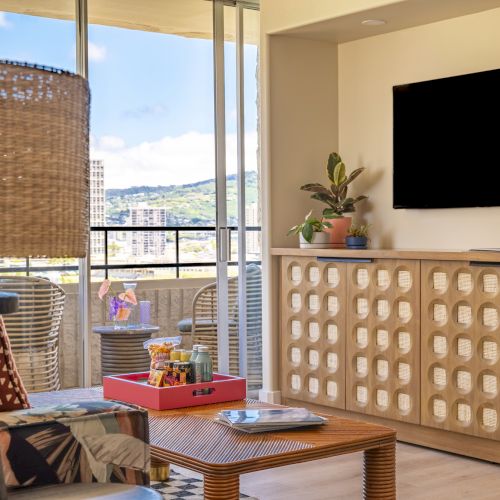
[0,11,259,187]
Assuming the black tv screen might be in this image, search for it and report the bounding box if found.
[393,68,500,209]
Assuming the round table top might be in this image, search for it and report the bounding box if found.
[92,324,160,335]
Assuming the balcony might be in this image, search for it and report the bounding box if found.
[0,225,261,389]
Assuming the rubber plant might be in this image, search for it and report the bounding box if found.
[300,152,368,218]
[287,211,332,243]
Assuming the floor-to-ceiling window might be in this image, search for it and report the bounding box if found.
[0,0,261,391]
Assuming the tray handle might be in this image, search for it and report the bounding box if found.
[192,386,216,397]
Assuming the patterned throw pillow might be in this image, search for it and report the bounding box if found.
[0,317,30,410]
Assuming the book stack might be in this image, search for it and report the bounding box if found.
[217,407,326,433]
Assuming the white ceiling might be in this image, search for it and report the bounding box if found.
[276,0,500,43]
[0,0,259,43]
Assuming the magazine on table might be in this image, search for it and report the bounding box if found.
[217,408,326,433]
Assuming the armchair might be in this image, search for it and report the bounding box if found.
[0,293,161,499]
[177,263,263,390]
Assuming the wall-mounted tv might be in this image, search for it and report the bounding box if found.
[393,68,500,209]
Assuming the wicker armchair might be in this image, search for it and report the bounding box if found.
[178,264,262,390]
[0,276,64,392]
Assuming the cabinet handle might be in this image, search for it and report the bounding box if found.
[469,261,500,267]
[317,257,373,263]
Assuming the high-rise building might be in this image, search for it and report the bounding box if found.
[245,202,260,256]
[128,204,168,257]
[90,159,105,255]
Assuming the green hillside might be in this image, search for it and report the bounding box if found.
[106,171,258,226]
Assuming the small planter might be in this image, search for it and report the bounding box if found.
[346,235,368,249]
[299,232,333,249]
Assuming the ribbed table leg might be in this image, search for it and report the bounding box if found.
[150,458,170,481]
[363,442,396,500]
[204,473,240,500]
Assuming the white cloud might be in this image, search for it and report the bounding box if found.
[0,12,12,28]
[99,135,126,150]
[90,131,258,189]
[88,42,107,62]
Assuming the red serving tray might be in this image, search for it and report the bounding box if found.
[103,372,246,410]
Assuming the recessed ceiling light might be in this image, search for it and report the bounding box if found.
[361,19,387,26]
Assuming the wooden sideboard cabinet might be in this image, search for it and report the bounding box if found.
[274,248,500,463]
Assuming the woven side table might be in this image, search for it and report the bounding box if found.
[92,325,160,377]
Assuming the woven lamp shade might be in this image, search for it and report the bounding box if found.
[0,61,90,257]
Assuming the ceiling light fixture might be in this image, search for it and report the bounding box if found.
[361,19,387,26]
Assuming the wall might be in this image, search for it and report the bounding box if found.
[268,35,339,248]
[259,34,338,399]
[338,7,500,249]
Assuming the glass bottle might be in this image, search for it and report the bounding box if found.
[189,345,201,383]
[195,346,213,383]
[190,345,202,362]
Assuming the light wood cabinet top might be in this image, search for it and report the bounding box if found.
[271,247,500,263]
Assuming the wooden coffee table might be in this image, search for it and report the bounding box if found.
[30,389,396,500]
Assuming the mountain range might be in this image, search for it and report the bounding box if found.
[105,171,258,226]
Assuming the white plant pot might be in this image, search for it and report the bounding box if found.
[299,232,333,249]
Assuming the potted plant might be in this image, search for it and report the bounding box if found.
[287,211,333,249]
[301,152,368,248]
[346,224,370,249]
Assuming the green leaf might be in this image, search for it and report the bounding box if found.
[302,223,314,243]
[323,208,342,218]
[300,183,331,196]
[287,225,300,236]
[333,162,346,186]
[311,192,335,206]
[327,152,342,182]
[345,167,365,185]
[353,195,368,204]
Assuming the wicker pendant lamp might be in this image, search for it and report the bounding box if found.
[0,61,90,258]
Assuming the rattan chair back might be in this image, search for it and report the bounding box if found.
[191,264,262,390]
[0,276,65,392]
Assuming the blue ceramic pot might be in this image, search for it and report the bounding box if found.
[346,236,368,249]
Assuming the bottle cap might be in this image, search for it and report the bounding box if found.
[198,346,209,352]
[192,344,202,351]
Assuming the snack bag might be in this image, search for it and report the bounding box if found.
[148,343,173,369]
[144,336,182,350]
[148,369,165,387]
[144,336,182,369]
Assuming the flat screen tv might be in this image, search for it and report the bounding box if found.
[393,68,500,209]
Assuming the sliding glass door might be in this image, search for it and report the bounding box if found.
[214,1,261,394]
